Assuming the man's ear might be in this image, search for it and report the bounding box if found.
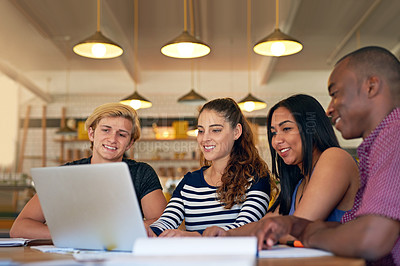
[366,76,381,98]
[126,139,135,151]
[88,127,95,141]
[234,123,243,140]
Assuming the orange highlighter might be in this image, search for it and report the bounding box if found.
[286,240,304,248]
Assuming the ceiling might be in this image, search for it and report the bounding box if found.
[1,0,400,104]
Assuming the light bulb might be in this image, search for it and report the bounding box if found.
[186,129,198,137]
[271,42,286,56]
[92,43,107,58]
[162,130,170,138]
[177,42,195,58]
[130,100,142,110]
[243,101,255,112]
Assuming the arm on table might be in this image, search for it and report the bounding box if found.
[302,215,400,260]
[159,229,201,237]
[141,189,167,226]
[9,194,51,239]
[203,210,280,237]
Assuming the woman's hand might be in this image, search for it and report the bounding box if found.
[159,229,201,237]
[144,223,157,237]
[202,226,228,237]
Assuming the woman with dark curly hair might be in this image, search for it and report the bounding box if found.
[149,98,275,237]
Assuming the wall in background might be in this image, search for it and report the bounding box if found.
[8,68,362,173]
[0,76,19,168]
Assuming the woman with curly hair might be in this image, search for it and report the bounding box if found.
[149,98,275,237]
[203,94,359,239]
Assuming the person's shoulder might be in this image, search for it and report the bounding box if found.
[370,113,400,157]
[376,114,400,141]
[178,166,207,184]
[123,158,148,167]
[188,167,204,176]
[316,147,358,174]
[250,172,270,187]
[180,167,203,180]
[320,147,354,162]
[123,159,156,173]
[63,157,91,166]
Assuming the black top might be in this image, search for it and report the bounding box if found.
[64,157,162,215]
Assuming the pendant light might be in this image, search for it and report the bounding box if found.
[177,62,207,105]
[177,0,207,104]
[178,88,207,104]
[56,68,77,136]
[186,126,198,137]
[120,86,152,110]
[161,0,210,58]
[253,0,302,57]
[120,0,152,110]
[239,0,267,113]
[73,0,123,59]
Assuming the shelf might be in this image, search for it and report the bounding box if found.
[138,138,197,142]
[54,138,89,142]
[141,159,198,162]
[54,138,196,142]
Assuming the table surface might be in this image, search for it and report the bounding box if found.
[0,246,366,266]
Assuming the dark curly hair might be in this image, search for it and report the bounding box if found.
[198,98,274,209]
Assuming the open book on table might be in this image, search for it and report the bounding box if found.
[0,238,53,247]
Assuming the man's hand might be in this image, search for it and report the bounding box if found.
[254,216,294,250]
[250,216,313,250]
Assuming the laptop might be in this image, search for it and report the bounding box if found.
[31,162,147,252]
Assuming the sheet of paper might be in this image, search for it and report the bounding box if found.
[104,255,256,266]
[0,238,27,247]
[31,245,76,254]
[258,244,333,258]
[31,245,131,256]
[22,259,84,266]
[132,237,257,257]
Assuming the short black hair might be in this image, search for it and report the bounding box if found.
[337,46,400,103]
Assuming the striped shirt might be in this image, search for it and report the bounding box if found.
[150,166,270,235]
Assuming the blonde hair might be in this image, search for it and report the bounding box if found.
[85,103,141,145]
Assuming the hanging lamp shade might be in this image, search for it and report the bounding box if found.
[73,0,123,59]
[239,0,267,113]
[73,31,124,59]
[253,28,302,56]
[177,89,207,105]
[253,0,302,57]
[56,125,77,136]
[56,107,77,136]
[161,31,211,58]
[120,0,151,110]
[238,93,267,113]
[120,90,152,110]
[161,0,210,59]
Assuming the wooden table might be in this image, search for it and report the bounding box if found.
[0,246,365,265]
